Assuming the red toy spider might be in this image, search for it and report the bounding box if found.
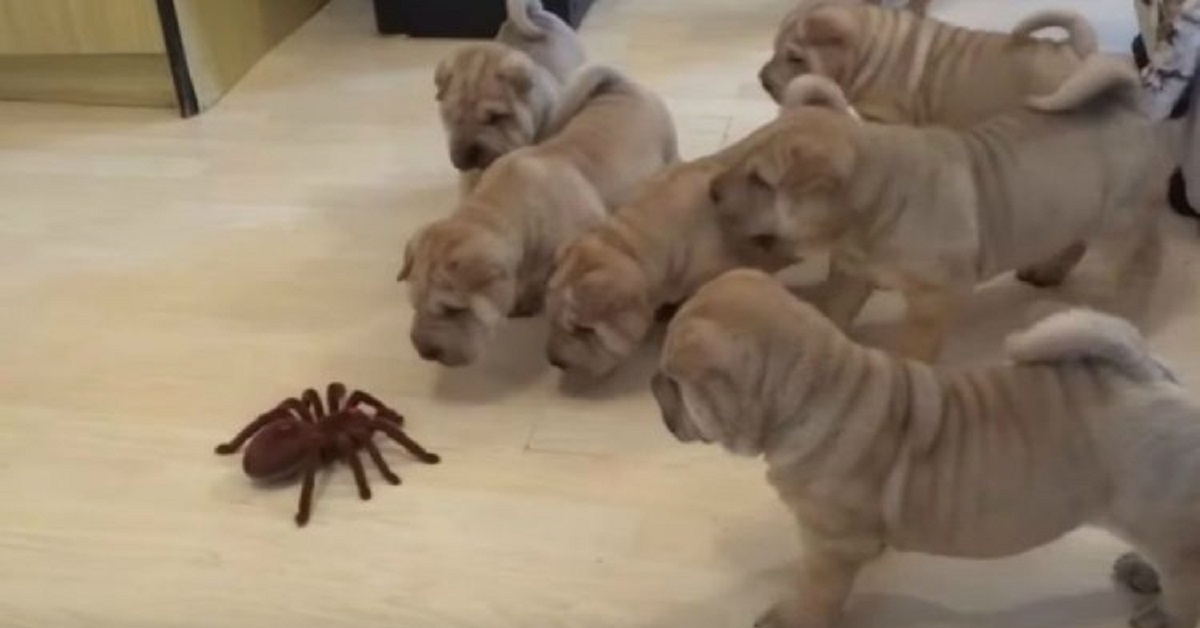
[214,383,439,526]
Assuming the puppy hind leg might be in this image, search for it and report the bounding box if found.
[1016,241,1087,288]
[897,285,967,362]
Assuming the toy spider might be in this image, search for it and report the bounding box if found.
[214,382,440,526]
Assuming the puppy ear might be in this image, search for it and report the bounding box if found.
[802,5,858,48]
[397,237,416,282]
[778,129,854,192]
[499,54,534,95]
[434,60,451,101]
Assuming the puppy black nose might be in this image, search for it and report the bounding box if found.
[547,351,568,370]
[416,344,443,361]
[759,70,773,94]
[451,144,484,171]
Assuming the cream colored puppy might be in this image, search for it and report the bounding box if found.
[402,66,677,366]
[543,156,797,377]
[760,0,1097,127]
[434,0,586,173]
[654,269,1199,628]
[711,61,1161,361]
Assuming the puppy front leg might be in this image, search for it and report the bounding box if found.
[815,260,874,330]
[1139,562,1200,628]
[897,286,965,362]
[756,543,877,628]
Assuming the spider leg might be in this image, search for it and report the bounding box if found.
[214,406,293,454]
[278,397,315,423]
[371,419,440,464]
[346,390,404,426]
[302,388,325,420]
[294,462,318,527]
[326,382,347,414]
[361,435,401,485]
[338,435,372,500]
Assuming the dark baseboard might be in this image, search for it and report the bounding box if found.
[374,0,595,38]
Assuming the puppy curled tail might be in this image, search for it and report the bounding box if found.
[780,75,862,120]
[1011,9,1099,58]
[1024,54,1142,113]
[544,65,627,136]
[1006,309,1175,384]
[505,0,549,39]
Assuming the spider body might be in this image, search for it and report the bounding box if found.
[215,383,439,526]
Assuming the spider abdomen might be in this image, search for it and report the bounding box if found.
[243,421,314,481]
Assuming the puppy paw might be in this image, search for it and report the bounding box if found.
[1130,603,1170,628]
[1114,552,1162,596]
[753,601,803,628]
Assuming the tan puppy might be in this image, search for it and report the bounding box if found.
[759,0,1097,127]
[543,156,797,377]
[434,0,586,173]
[653,269,1199,628]
[402,66,677,366]
[711,61,1161,361]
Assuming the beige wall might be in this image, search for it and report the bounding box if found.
[175,0,329,111]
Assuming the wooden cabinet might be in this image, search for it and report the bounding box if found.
[0,0,165,55]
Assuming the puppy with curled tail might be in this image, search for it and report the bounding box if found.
[498,0,587,84]
[654,269,1198,628]
[434,0,586,179]
[712,56,1163,361]
[760,2,1098,127]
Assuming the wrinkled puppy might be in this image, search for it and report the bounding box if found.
[434,0,586,174]
[544,156,796,378]
[654,268,1200,628]
[712,61,1162,361]
[760,0,1096,127]
[403,66,677,366]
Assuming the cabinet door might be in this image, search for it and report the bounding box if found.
[0,0,165,55]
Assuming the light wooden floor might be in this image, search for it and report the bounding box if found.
[2,1,1199,627]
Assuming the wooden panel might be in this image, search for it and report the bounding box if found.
[174,0,328,110]
[0,54,176,107]
[0,0,165,55]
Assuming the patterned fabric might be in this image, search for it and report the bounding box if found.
[1138,0,1200,120]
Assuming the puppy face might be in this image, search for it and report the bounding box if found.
[435,43,549,171]
[710,111,856,257]
[759,1,861,103]
[653,306,767,457]
[544,235,655,377]
[399,221,516,366]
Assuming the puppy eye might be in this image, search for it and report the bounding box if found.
[786,51,806,65]
[483,110,511,125]
[442,305,469,317]
[572,323,596,337]
[750,234,778,249]
[748,171,770,190]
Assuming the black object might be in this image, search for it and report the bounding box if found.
[1132,35,1199,220]
[1169,169,1199,219]
[373,0,594,38]
[155,0,200,118]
